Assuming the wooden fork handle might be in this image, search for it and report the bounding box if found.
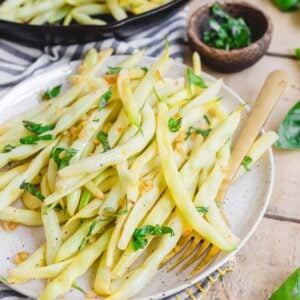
[218,70,289,202]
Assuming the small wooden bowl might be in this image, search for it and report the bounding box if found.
[188,1,273,73]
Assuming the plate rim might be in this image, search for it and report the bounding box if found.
[0,56,275,300]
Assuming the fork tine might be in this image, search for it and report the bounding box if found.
[167,234,202,272]
[189,245,220,277]
[178,240,210,273]
[159,230,193,268]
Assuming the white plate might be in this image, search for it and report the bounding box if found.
[0,56,274,300]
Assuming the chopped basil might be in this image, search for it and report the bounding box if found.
[185,126,212,140]
[3,144,15,153]
[93,118,100,122]
[132,224,175,251]
[196,206,209,216]
[20,134,53,145]
[72,283,86,294]
[19,181,45,201]
[51,147,77,169]
[203,3,252,50]
[79,205,127,250]
[186,68,207,90]
[42,85,62,100]
[141,66,148,73]
[270,268,300,299]
[241,155,253,171]
[295,48,300,60]
[22,120,54,134]
[99,87,112,111]
[97,131,111,152]
[275,101,300,150]
[106,66,121,76]
[168,117,182,132]
[204,114,211,125]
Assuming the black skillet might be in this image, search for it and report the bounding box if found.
[0,0,188,46]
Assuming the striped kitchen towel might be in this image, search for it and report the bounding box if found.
[0,7,188,95]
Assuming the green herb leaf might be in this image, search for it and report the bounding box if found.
[186,68,207,89]
[20,181,45,201]
[51,147,77,169]
[20,134,53,145]
[275,101,300,150]
[273,0,299,11]
[203,3,252,50]
[270,268,300,299]
[93,118,100,122]
[106,66,122,76]
[79,205,128,250]
[168,117,182,132]
[141,66,148,73]
[295,48,300,60]
[97,131,111,152]
[241,155,253,171]
[42,85,62,100]
[3,144,15,153]
[204,114,211,125]
[196,206,209,216]
[72,283,86,294]
[132,224,175,251]
[99,87,112,110]
[0,276,7,282]
[22,120,55,134]
[185,126,212,140]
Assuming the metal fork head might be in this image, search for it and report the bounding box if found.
[159,229,220,277]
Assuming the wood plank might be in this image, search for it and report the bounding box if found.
[190,0,300,55]
[206,218,300,299]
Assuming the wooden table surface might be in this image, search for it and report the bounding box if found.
[189,1,300,299]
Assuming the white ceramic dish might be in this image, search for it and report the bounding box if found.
[0,56,274,300]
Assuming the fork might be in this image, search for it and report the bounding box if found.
[159,70,289,277]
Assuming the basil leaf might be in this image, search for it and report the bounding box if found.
[97,131,111,152]
[51,147,77,169]
[185,126,212,140]
[20,134,53,145]
[275,101,300,150]
[93,118,100,122]
[241,155,253,171]
[273,0,299,11]
[203,3,251,50]
[22,120,54,134]
[295,48,300,60]
[186,68,207,89]
[106,66,121,75]
[270,268,300,299]
[20,181,45,201]
[141,66,148,73]
[168,117,182,132]
[99,87,112,110]
[132,224,175,251]
[3,144,15,153]
[42,85,62,100]
[196,206,209,216]
[204,114,211,125]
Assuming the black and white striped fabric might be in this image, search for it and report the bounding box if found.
[0,7,188,96]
